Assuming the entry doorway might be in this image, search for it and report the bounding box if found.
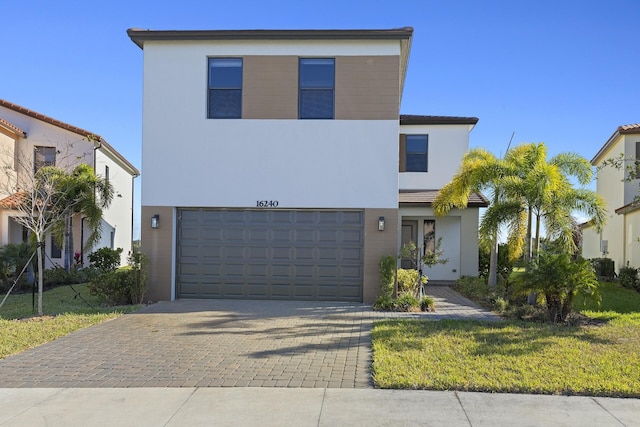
[401,220,418,269]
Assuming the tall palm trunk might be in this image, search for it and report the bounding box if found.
[64,215,74,272]
[526,208,537,304]
[488,235,498,287]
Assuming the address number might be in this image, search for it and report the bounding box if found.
[256,200,279,208]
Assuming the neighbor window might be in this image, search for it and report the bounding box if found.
[406,135,428,172]
[299,58,335,119]
[208,58,243,119]
[50,236,62,259]
[34,146,56,173]
[105,165,110,183]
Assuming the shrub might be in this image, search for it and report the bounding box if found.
[517,252,600,323]
[88,247,123,272]
[373,294,433,312]
[379,255,396,298]
[590,258,615,280]
[453,276,514,313]
[395,293,420,312]
[419,296,435,312]
[619,267,639,291]
[373,295,395,311]
[479,243,515,283]
[0,242,36,292]
[397,268,420,294]
[89,251,148,305]
[42,266,99,288]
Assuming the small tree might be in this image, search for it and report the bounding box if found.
[398,238,448,297]
[0,143,113,316]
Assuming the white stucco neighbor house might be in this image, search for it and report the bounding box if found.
[128,27,487,304]
[582,124,640,272]
[0,99,140,268]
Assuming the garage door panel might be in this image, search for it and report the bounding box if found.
[177,209,363,302]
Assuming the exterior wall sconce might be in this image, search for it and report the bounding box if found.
[378,216,385,231]
[151,214,160,229]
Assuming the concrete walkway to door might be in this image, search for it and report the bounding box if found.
[0,287,498,389]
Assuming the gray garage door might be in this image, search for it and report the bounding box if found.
[176,209,364,302]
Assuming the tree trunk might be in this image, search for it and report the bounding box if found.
[535,213,541,260]
[526,208,537,304]
[488,237,498,287]
[37,239,44,316]
[64,214,74,272]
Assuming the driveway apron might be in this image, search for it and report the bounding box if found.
[0,288,498,388]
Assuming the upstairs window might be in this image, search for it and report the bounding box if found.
[34,146,56,173]
[208,58,243,119]
[299,58,335,119]
[405,135,429,172]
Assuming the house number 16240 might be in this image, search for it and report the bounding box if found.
[256,200,279,208]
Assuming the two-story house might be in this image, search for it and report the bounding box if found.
[582,124,640,271]
[128,27,486,304]
[0,99,140,268]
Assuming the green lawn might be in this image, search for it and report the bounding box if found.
[0,284,138,359]
[372,281,640,397]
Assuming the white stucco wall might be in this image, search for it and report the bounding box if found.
[399,124,472,190]
[398,206,480,281]
[94,150,135,265]
[141,40,401,209]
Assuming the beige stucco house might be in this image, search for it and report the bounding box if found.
[0,99,139,268]
[582,124,640,271]
[128,27,487,303]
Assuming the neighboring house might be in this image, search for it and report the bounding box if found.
[582,124,640,271]
[0,99,140,268]
[128,27,487,304]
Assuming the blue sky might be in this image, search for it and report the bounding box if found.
[2,0,639,238]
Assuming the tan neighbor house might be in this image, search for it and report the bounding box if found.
[582,124,640,272]
[128,27,487,304]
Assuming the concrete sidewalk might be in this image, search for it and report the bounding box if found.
[1,388,638,427]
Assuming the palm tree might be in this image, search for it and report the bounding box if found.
[503,144,606,261]
[433,148,524,286]
[434,143,607,291]
[53,164,114,271]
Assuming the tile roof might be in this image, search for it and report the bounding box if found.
[618,123,640,134]
[400,115,479,125]
[399,190,489,207]
[0,192,26,210]
[0,117,26,137]
[0,99,139,176]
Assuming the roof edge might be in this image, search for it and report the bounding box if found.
[400,115,479,125]
[591,124,640,165]
[127,27,414,49]
[0,99,139,177]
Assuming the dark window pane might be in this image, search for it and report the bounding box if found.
[51,237,62,259]
[208,89,242,118]
[300,59,335,88]
[299,89,334,119]
[34,146,56,173]
[406,154,427,172]
[406,135,427,153]
[208,58,242,88]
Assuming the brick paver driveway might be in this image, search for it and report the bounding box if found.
[0,288,498,388]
